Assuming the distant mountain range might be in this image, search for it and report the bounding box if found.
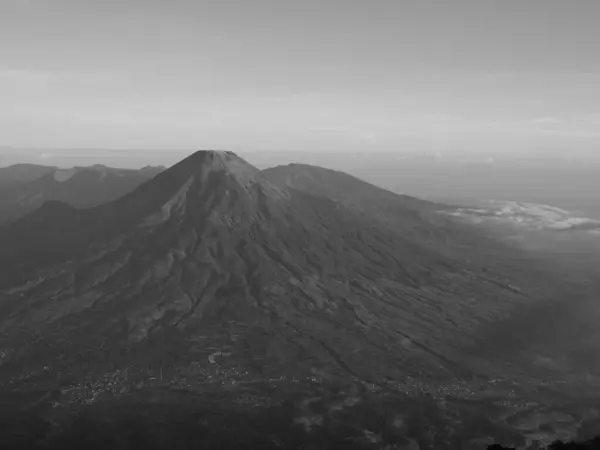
[0,163,58,185]
[0,163,164,224]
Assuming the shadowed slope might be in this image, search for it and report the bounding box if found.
[263,163,472,250]
[263,163,438,219]
[0,164,58,185]
[0,164,164,224]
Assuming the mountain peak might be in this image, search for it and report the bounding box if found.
[172,150,285,200]
[183,150,252,175]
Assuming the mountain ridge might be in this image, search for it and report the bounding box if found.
[0,163,164,225]
[0,163,59,185]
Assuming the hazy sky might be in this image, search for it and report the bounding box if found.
[2,0,600,155]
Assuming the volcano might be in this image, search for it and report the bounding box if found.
[0,150,544,383]
[1,151,596,449]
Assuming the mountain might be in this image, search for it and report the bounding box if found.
[0,164,165,224]
[252,150,600,219]
[263,163,435,214]
[263,163,468,246]
[0,151,525,378]
[0,164,58,186]
[0,151,598,449]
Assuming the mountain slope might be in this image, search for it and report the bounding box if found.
[2,151,599,448]
[0,164,57,186]
[263,163,435,221]
[262,163,472,250]
[263,163,517,267]
[0,164,164,224]
[0,151,547,382]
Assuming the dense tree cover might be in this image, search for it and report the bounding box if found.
[1,386,599,450]
[488,437,600,449]
[0,399,381,450]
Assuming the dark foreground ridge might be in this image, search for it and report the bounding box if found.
[1,150,599,449]
[2,393,600,450]
[488,437,600,449]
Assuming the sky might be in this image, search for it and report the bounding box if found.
[1,0,600,159]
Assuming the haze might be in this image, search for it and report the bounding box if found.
[4,3,600,445]
[2,0,600,156]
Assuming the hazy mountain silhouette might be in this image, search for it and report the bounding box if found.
[0,164,164,224]
[0,163,58,186]
[263,163,435,213]
[262,162,489,251]
[0,151,594,449]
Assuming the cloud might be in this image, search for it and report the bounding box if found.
[527,114,600,138]
[532,117,563,125]
[357,132,378,142]
[307,126,379,143]
[574,113,600,125]
[0,68,127,96]
[308,126,352,133]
